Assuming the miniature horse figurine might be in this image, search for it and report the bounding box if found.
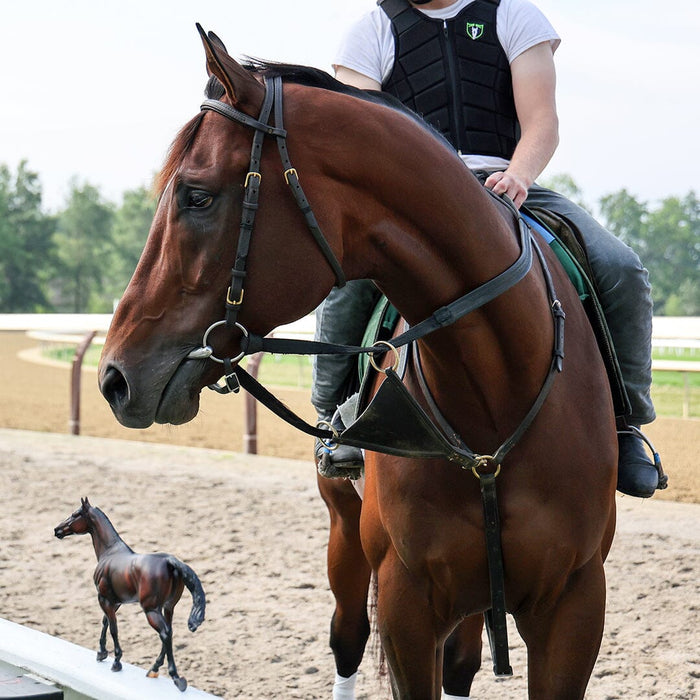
[54,498,206,692]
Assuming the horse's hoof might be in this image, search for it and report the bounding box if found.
[111,661,122,672]
[96,651,108,662]
[174,676,187,692]
[147,670,159,678]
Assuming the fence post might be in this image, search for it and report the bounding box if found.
[70,331,97,435]
[244,352,264,454]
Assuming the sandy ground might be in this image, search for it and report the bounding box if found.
[0,331,699,698]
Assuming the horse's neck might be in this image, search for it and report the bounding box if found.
[316,98,523,322]
[330,109,554,441]
[89,511,130,559]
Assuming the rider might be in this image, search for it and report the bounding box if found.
[312,0,663,498]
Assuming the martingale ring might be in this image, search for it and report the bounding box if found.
[471,456,502,479]
[189,320,249,364]
[369,340,400,373]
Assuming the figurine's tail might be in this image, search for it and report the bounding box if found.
[167,556,206,632]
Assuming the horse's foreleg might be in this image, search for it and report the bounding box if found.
[375,553,444,699]
[442,614,484,698]
[318,477,372,698]
[515,554,607,699]
[144,609,187,691]
[98,598,122,671]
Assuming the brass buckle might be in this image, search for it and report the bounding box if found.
[244,171,261,188]
[284,168,298,185]
[227,286,244,306]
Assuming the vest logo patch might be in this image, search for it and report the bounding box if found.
[466,22,484,40]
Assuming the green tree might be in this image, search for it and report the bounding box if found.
[644,193,700,314]
[0,161,56,311]
[599,189,700,315]
[103,186,156,306]
[599,189,648,253]
[51,180,114,312]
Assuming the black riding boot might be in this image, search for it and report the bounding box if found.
[315,409,364,480]
[616,425,667,498]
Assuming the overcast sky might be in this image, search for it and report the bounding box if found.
[1,0,697,211]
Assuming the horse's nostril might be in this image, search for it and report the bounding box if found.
[100,365,130,408]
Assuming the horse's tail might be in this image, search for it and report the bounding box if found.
[167,556,206,632]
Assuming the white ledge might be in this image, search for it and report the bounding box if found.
[0,618,220,700]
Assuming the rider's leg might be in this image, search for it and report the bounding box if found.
[525,184,661,497]
[312,280,381,471]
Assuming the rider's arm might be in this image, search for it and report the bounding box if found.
[335,65,382,91]
[484,41,559,208]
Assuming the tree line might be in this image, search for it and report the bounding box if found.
[1,161,698,315]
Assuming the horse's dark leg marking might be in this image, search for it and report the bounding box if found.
[319,477,372,679]
[442,615,484,696]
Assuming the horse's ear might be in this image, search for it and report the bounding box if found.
[196,23,264,110]
[81,497,90,508]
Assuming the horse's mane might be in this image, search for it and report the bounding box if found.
[155,59,451,196]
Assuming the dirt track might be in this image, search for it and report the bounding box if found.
[0,331,699,698]
[1,331,697,504]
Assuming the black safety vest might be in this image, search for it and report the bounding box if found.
[379,0,519,158]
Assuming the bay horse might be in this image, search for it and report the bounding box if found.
[54,497,206,692]
[98,26,617,698]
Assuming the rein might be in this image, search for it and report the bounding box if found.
[187,74,564,460]
[189,74,540,393]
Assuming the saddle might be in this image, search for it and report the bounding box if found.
[355,209,631,420]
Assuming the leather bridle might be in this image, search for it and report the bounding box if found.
[185,74,565,465]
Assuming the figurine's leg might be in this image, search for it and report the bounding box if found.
[98,598,123,672]
[146,608,167,677]
[145,609,187,691]
[97,615,109,662]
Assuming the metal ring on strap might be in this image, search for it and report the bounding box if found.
[316,419,339,451]
[471,456,502,479]
[187,320,249,364]
[369,340,400,373]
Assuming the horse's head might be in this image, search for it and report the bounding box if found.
[54,497,93,539]
[98,26,349,428]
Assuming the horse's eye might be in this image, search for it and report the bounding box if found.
[186,190,214,209]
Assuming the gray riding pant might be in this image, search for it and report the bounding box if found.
[311,183,656,425]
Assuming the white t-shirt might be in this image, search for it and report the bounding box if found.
[334,0,560,171]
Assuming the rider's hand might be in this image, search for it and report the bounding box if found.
[484,170,530,209]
